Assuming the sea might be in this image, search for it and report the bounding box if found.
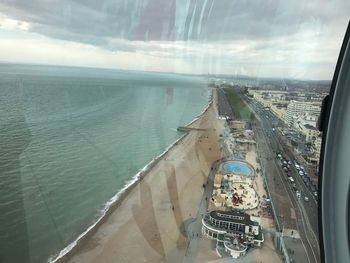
[0,63,209,263]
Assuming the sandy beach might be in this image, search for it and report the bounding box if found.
[60,91,224,263]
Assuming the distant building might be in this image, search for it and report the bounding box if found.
[293,114,320,142]
[289,112,323,164]
[310,136,322,164]
[303,124,320,142]
[270,103,288,122]
[286,100,321,126]
[202,210,264,258]
[250,90,288,123]
[313,136,322,159]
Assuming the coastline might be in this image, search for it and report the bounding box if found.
[50,98,217,263]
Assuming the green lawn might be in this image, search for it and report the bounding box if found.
[223,88,256,121]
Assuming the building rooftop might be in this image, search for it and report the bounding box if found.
[212,195,226,203]
[214,174,223,186]
[304,124,317,130]
[209,210,259,226]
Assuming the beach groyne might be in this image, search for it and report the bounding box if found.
[177,127,211,132]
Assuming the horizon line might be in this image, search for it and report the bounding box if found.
[0,60,332,82]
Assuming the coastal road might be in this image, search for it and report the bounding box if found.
[254,124,320,263]
[242,95,320,263]
[245,96,319,238]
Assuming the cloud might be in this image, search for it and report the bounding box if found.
[0,15,29,31]
[0,0,348,79]
[0,0,348,43]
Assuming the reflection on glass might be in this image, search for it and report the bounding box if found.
[0,0,349,263]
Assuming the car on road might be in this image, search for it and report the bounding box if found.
[288,177,295,183]
[304,196,309,202]
[296,190,301,199]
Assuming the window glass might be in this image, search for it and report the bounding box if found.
[0,1,349,263]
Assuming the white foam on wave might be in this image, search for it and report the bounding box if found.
[49,101,212,263]
[48,172,141,262]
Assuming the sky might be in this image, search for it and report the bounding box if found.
[0,0,349,80]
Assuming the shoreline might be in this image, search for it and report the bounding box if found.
[50,100,214,263]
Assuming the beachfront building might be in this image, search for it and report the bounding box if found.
[293,114,321,142]
[202,210,264,258]
[210,160,258,211]
[204,160,264,259]
[309,136,322,165]
[249,90,289,123]
[286,100,321,126]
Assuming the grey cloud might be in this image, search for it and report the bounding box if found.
[0,0,348,49]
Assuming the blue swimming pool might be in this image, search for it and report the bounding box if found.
[223,161,253,176]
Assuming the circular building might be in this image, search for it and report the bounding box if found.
[202,210,264,251]
[224,236,248,258]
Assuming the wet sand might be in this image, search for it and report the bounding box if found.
[62,91,224,263]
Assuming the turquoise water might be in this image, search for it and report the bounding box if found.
[0,64,209,263]
[223,161,252,176]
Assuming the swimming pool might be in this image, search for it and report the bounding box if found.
[223,161,253,176]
